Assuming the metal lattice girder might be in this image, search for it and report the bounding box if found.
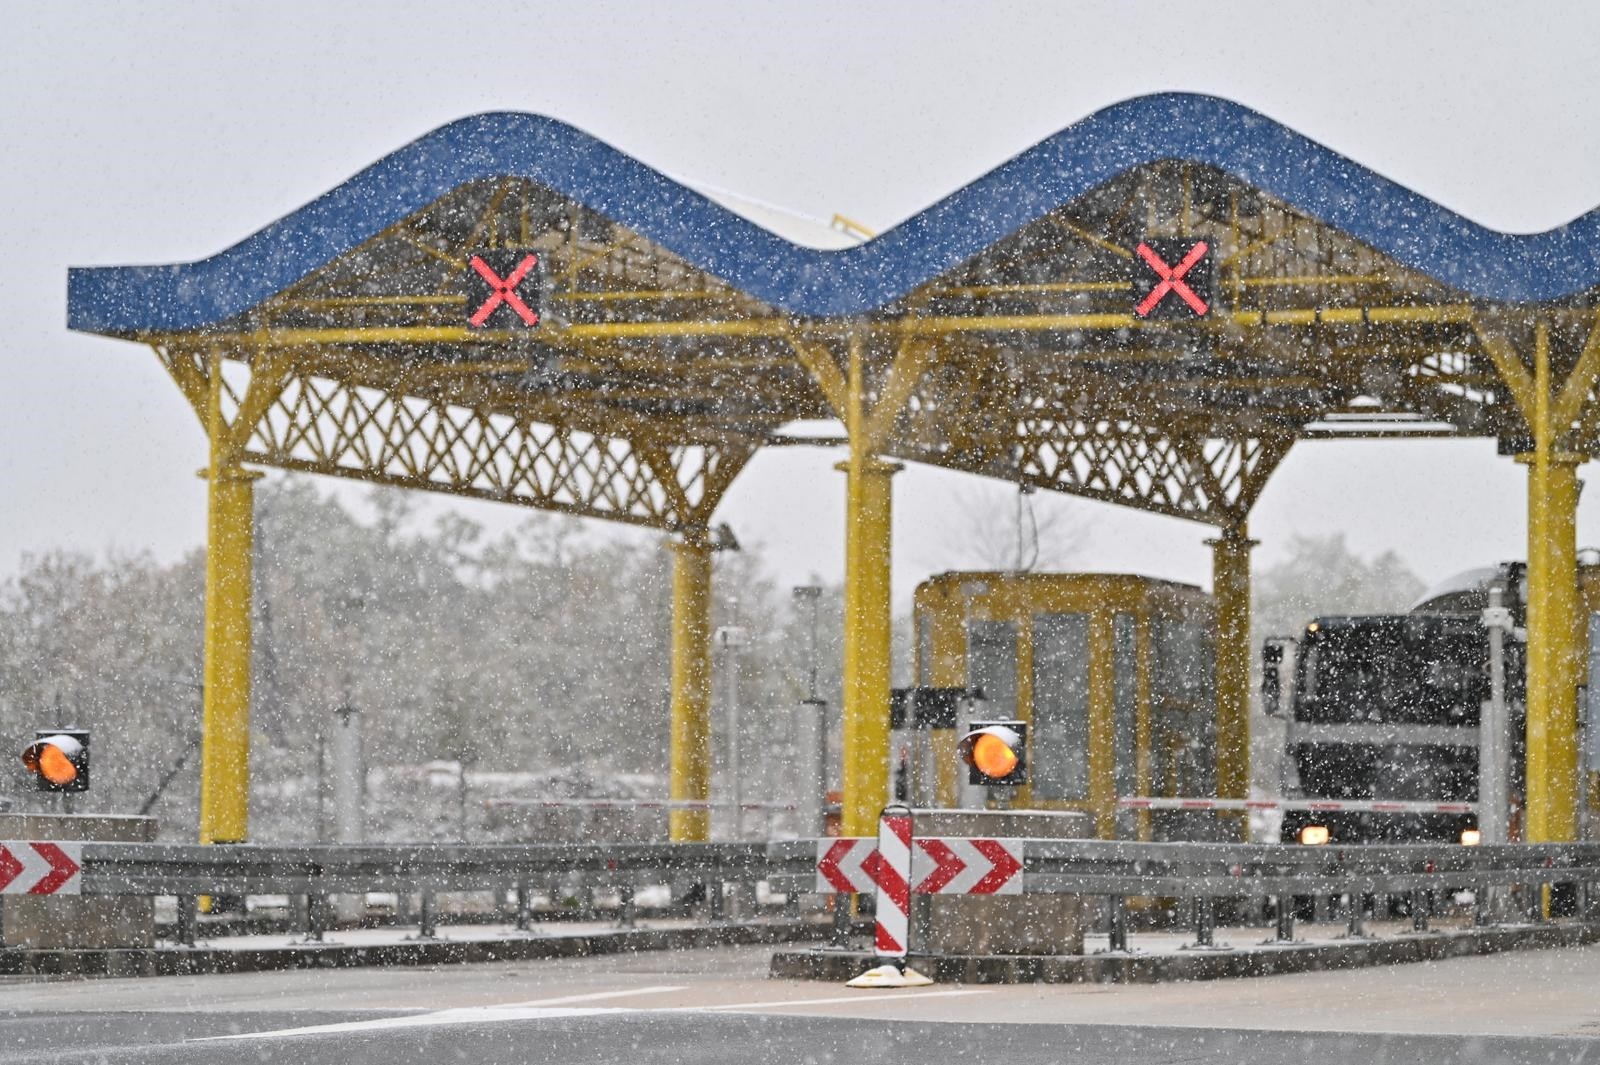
[155,344,753,531]
[877,333,1291,524]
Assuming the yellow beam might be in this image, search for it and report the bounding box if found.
[1208,521,1255,838]
[274,295,468,309]
[863,338,940,452]
[838,330,901,836]
[1519,319,1584,846]
[1048,215,1133,259]
[153,343,211,424]
[933,281,1131,298]
[199,359,261,845]
[1234,273,1391,289]
[787,337,849,417]
[153,303,1483,351]
[1475,323,1538,419]
[551,289,731,303]
[892,305,1476,336]
[668,532,714,842]
[1552,318,1600,432]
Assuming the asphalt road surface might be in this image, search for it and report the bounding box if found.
[4,943,1599,1064]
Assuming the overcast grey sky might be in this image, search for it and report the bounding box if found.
[4,1,1598,606]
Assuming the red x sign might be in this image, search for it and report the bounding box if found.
[1134,240,1210,318]
[467,253,540,328]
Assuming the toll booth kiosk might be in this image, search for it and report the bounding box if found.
[914,572,1220,841]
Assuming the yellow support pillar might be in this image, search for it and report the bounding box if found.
[199,367,261,845]
[668,531,714,842]
[1208,520,1256,829]
[1519,320,1584,844]
[838,334,902,837]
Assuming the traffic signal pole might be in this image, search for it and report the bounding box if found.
[668,531,714,842]
[199,359,261,846]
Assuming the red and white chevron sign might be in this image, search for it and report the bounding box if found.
[814,837,876,894]
[815,835,1024,896]
[0,840,82,895]
[912,837,1023,895]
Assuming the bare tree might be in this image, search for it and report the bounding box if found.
[930,481,1090,574]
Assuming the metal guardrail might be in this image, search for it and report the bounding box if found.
[764,838,1600,897]
[76,838,1600,900]
[767,838,1600,948]
[45,837,1600,952]
[80,841,768,897]
[68,841,775,946]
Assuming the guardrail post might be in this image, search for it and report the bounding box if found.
[828,893,852,948]
[1524,884,1543,922]
[1410,890,1430,933]
[707,880,726,924]
[1273,896,1295,943]
[1344,893,1368,939]
[1475,885,1495,927]
[303,892,329,943]
[417,889,438,940]
[1186,897,1218,949]
[175,894,199,947]
[515,881,533,932]
[1107,896,1130,953]
[618,885,637,929]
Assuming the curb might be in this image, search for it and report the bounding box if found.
[770,921,1600,984]
[2,920,822,980]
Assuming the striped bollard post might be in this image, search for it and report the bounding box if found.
[846,804,931,988]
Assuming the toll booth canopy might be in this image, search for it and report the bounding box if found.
[67,94,1600,845]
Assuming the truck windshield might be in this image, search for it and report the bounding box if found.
[1297,617,1486,724]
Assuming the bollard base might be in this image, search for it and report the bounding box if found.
[845,962,934,988]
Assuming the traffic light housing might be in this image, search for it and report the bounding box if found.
[21,729,89,792]
[958,720,1027,786]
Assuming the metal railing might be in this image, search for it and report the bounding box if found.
[46,837,1600,953]
[83,841,768,896]
[73,841,775,946]
[766,838,1600,951]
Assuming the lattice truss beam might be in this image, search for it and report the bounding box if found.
[154,343,754,532]
[879,338,1290,524]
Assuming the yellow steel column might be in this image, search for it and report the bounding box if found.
[199,365,260,845]
[838,333,902,837]
[1208,520,1256,828]
[668,531,715,842]
[1520,320,1584,844]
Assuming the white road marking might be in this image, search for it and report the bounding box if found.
[494,985,687,1008]
[196,1006,633,1041]
[196,985,987,1042]
[674,988,992,1012]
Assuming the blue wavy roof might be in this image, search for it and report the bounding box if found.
[67,93,1600,333]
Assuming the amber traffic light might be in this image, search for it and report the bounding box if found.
[21,730,89,793]
[957,721,1027,786]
